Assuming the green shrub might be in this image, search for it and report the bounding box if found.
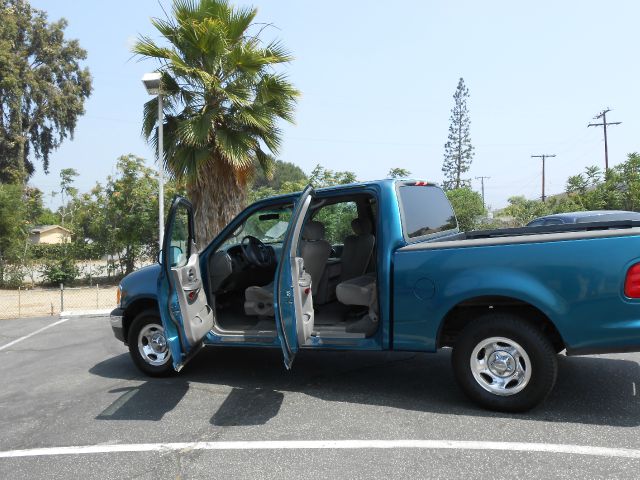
[41,259,79,285]
[0,265,24,288]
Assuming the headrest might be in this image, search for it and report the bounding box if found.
[351,217,372,235]
[303,221,325,241]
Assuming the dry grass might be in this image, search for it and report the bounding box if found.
[0,286,118,320]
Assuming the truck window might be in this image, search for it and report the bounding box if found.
[398,185,457,239]
[313,201,358,245]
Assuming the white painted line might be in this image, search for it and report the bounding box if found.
[0,318,69,352]
[2,440,640,459]
[60,309,110,318]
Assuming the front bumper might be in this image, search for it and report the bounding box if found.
[110,307,126,343]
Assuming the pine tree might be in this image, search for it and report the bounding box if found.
[442,78,474,190]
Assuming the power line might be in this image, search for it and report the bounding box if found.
[475,176,490,209]
[588,108,621,171]
[531,154,556,202]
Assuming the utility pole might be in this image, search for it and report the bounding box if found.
[475,176,490,209]
[588,108,621,171]
[531,154,556,202]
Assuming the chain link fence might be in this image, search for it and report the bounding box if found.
[0,284,118,320]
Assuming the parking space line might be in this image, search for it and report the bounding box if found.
[0,318,69,352]
[2,440,640,459]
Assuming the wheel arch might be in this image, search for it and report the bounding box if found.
[437,295,565,353]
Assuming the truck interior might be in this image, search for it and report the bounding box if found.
[206,192,380,342]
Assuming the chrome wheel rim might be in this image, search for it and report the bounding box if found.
[470,336,531,396]
[138,324,171,367]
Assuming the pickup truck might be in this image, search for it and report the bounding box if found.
[110,179,640,412]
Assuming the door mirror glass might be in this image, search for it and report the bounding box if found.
[169,246,184,267]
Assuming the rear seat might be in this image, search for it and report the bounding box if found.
[335,273,378,336]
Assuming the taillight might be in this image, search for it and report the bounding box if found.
[116,285,122,306]
[624,264,640,298]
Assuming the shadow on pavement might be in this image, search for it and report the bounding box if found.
[89,347,640,427]
[96,382,189,421]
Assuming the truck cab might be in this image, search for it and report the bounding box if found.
[111,180,457,374]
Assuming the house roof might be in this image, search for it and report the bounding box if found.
[30,225,73,234]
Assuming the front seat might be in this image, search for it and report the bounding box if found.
[340,217,375,282]
[244,220,331,316]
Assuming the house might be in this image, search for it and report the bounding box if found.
[29,225,73,245]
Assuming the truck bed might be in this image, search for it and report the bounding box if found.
[392,219,640,356]
[404,220,640,251]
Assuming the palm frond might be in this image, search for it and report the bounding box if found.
[254,147,275,179]
[141,97,159,139]
[132,36,173,60]
[175,111,214,148]
[215,128,255,171]
[226,6,257,42]
[134,0,299,183]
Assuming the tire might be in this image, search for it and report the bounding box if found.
[127,310,174,377]
[451,313,557,412]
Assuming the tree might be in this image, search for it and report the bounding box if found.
[57,167,78,227]
[387,167,411,179]
[502,196,552,226]
[133,0,299,247]
[252,160,306,190]
[563,154,640,212]
[23,186,56,226]
[308,164,356,188]
[0,184,26,285]
[0,0,92,183]
[103,155,159,275]
[442,78,474,190]
[445,188,485,232]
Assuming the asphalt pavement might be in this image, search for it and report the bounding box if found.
[1,315,640,479]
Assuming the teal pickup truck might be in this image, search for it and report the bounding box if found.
[110,180,640,412]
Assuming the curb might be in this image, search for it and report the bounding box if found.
[60,309,111,318]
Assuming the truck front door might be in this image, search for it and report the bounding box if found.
[157,197,214,371]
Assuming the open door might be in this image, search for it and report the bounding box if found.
[157,197,214,371]
[274,185,316,369]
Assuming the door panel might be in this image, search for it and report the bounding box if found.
[292,257,314,344]
[170,252,214,345]
[274,185,315,369]
[158,197,214,371]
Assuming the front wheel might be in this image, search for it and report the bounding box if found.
[128,310,174,377]
[452,313,557,412]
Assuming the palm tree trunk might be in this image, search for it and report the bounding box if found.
[187,161,247,250]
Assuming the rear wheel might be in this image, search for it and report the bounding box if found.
[128,310,173,377]
[451,313,557,412]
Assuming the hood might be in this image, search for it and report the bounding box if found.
[120,263,161,303]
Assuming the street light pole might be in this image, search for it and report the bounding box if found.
[142,72,165,250]
[157,91,164,249]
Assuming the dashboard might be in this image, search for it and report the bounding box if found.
[209,243,282,294]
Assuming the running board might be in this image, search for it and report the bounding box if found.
[310,329,366,339]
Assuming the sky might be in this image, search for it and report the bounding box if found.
[29,0,640,211]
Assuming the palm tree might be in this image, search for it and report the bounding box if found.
[133,0,299,246]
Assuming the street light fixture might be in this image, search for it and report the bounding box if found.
[142,72,165,250]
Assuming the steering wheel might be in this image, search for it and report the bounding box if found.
[240,235,273,267]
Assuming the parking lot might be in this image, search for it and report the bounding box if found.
[1,315,640,479]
